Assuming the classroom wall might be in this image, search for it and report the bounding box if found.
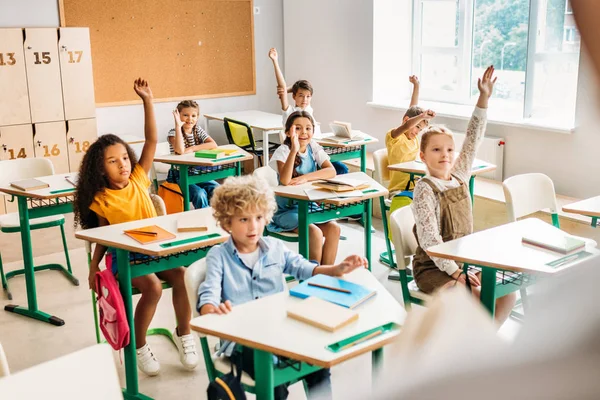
[0,0,284,145]
[283,0,600,199]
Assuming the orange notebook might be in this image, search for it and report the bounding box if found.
[123,225,176,245]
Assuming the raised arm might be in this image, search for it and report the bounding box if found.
[268,48,289,111]
[133,78,158,173]
[390,110,435,139]
[409,75,420,107]
[452,66,495,181]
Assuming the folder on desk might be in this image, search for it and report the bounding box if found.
[124,225,176,245]
[287,297,358,332]
[289,274,376,309]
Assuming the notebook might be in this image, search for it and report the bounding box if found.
[312,177,370,192]
[123,225,176,245]
[195,148,239,160]
[65,174,79,186]
[289,274,377,309]
[176,217,208,233]
[522,233,586,254]
[304,188,365,201]
[9,178,49,191]
[325,121,366,142]
[287,297,358,332]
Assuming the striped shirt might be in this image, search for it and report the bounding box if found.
[167,125,210,154]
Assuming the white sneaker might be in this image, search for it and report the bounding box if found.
[173,329,199,370]
[136,343,160,376]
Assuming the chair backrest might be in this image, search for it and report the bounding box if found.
[153,141,172,174]
[502,173,558,222]
[184,258,208,318]
[389,206,418,270]
[0,342,9,377]
[149,193,167,216]
[224,118,255,149]
[373,148,390,187]
[253,166,278,187]
[0,158,54,186]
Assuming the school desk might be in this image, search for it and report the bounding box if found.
[203,110,283,164]
[388,158,496,202]
[563,196,600,228]
[272,172,388,270]
[154,144,253,211]
[0,173,78,326]
[0,344,122,399]
[75,208,228,400]
[426,218,599,317]
[191,267,404,400]
[314,133,379,173]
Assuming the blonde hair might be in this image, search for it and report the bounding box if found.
[210,175,277,228]
[420,125,454,152]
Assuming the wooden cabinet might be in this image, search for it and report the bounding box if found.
[0,29,31,126]
[59,28,96,120]
[34,121,70,174]
[24,28,65,123]
[67,118,97,172]
[0,124,34,161]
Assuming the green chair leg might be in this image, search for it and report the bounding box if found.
[379,198,396,269]
[0,252,11,300]
[59,224,74,275]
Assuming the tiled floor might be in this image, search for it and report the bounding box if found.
[4,196,589,398]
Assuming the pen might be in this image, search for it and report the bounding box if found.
[307,282,351,294]
[125,230,158,236]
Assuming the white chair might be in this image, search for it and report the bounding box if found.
[373,148,396,269]
[503,173,561,227]
[253,166,299,242]
[0,344,121,399]
[0,158,76,300]
[0,342,9,377]
[389,206,432,309]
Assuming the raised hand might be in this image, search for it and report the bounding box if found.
[478,65,497,99]
[421,109,436,121]
[290,127,300,153]
[133,77,153,101]
[334,255,368,276]
[268,48,278,61]
[173,109,183,128]
[409,75,420,86]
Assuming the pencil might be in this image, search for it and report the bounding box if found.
[125,230,158,237]
[307,282,351,294]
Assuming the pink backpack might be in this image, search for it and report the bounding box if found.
[96,268,130,350]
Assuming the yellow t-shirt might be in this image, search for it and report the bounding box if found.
[385,128,420,195]
[89,164,157,225]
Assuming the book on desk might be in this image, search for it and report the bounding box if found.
[522,233,586,254]
[9,178,49,191]
[124,225,176,245]
[289,274,376,309]
[321,121,366,143]
[287,297,358,332]
[312,176,370,192]
[194,148,239,160]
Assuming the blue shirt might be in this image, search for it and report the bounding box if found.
[197,236,317,311]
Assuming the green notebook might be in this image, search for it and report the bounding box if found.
[195,149,239,159]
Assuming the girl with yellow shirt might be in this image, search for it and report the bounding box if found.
[73,79,198,376]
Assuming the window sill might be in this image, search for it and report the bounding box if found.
[367,100,575,135]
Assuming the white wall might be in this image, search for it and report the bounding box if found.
[283,0,600,199]
[0,0,284,145]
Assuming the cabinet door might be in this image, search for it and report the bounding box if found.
[66,118,97,172]
[34,121,69,174]
[0,29,31,126]
[24,28,64,123]
[0,124,34,161]
[59,28,96,120]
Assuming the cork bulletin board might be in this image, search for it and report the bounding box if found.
[59,0,256,106]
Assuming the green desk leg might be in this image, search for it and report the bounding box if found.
[360,145,366,173]
[4,197,65,326]
[379,197,396,269]
[117,249,153,400]
[179,165,191,212]
[254,349,275,400]
[372,348,383,375]
[593,217,598,228]
[236,160,242,175]
[479,267,497,317]
[364,198,372,271]
[298,200,310,260]
[469,175,475,206]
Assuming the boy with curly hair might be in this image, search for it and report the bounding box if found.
[196,174,367,399]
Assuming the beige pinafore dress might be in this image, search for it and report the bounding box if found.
[412,176,472,294]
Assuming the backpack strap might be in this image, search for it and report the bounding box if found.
[160,183,184,198]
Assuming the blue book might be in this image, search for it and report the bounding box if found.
[289,274,377,309]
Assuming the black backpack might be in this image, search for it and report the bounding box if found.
[206,363,247,400]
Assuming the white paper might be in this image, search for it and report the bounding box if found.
[304,188,335,201]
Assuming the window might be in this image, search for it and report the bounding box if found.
[372,0,581,129]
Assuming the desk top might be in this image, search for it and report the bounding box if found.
[388,158,496,175]
[190,268,405,368]
[314,132,379,148]
[562,196,600,218]
[426,218,599,275]
[204,110,283,131]
[272,172,388,205]
[0,173,76,199]
[75,208,229,257]
[153,144,253,166]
